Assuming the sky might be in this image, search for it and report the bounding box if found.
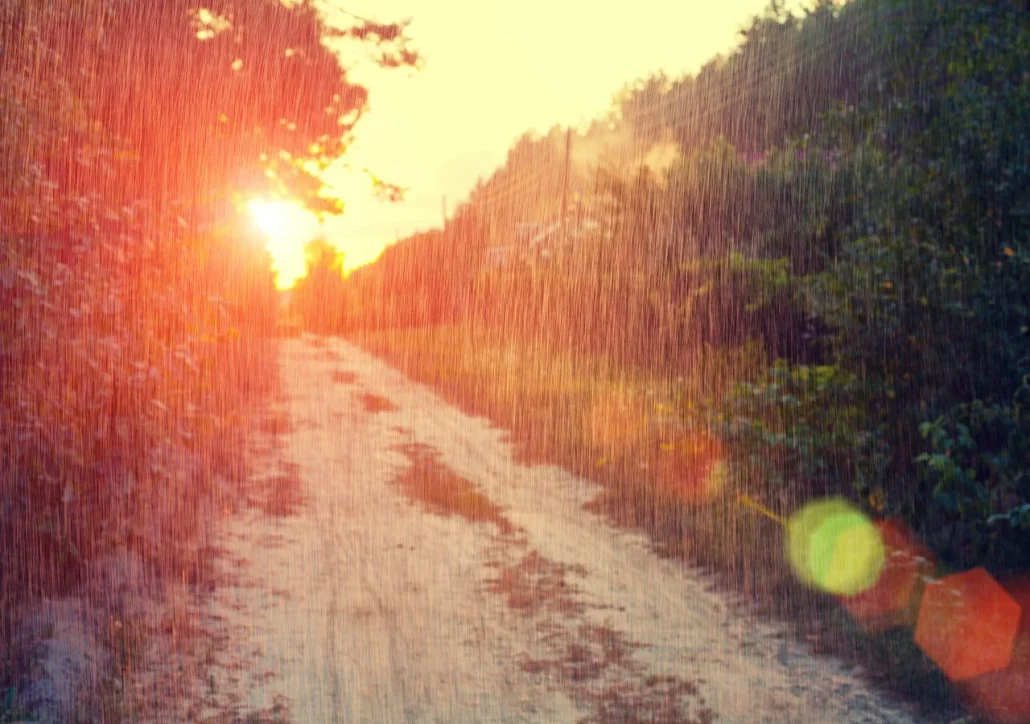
[260,0,808,285]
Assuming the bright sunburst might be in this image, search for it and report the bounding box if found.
[248,199,321,290]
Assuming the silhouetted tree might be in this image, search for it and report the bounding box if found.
[34,0,419,220]
[293,239,348,333]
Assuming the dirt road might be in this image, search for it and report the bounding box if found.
[189,336,925,723]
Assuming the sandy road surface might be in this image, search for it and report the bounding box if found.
[190,336,925,723]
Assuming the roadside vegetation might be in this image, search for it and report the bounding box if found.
[0,0,415,717]
[301,0,1029,718]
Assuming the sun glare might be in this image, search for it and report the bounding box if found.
[248,199,321,290]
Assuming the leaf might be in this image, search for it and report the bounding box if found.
[987,506,1028,527]
[935,491,958,512]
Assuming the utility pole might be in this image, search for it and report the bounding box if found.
[559,127,572,246]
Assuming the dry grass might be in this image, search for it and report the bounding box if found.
[353,324,753,537]
[353,324,750,475]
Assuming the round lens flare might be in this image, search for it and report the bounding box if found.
[786,499,885,597]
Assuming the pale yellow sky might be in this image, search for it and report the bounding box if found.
[267,0,807,281]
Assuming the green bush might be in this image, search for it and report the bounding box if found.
[719,0,1030,573]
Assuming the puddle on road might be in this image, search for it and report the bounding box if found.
[485,551,587,617]
[392,442,517,535]
[359,391,400,413]
[251,469,305,518]
[242,417,306,519]
[489,548,715,724]
[330,369,358,384]
[388,436,714,724]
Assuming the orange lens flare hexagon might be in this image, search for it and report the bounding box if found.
[645,433,724,505]
[914,568,1022,682]
[956,577,1030,724]
[840,520,935,632]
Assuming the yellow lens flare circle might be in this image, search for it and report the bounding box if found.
[786,498,886,597]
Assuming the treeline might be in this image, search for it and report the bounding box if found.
[331,0,890,351]
[316,0,1030,575]
[0,0,415,691]
[290,211,487,332]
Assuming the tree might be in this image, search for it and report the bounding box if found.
[293,238,347,332]
[731,0,1030,571]
[814,0,1030,569]
[34,0,419,221]
[0,0,419,610]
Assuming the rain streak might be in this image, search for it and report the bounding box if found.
[1,1,1028,722]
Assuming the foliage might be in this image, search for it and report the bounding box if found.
[724,0,1030,571]
[18,0,419,218]
[714,361,879,507]
[292,239,348,333]
[825,0,1028,571]
[0,0,411,646]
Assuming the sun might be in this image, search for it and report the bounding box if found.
[248,199,309,239]
[247,199,321,290]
